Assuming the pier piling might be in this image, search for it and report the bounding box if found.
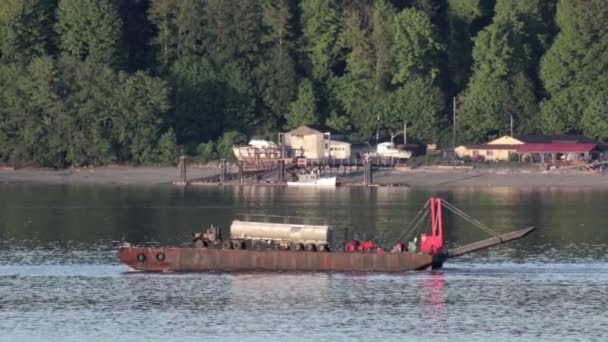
[220,159,226,184]
[179,155,187,184]
[363,159,373,186]
[277,160,285,183]
[238,162,244,184]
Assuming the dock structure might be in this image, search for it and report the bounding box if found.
[180,156,405,187]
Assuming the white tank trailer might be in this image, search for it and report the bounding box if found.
[229,220,333,252]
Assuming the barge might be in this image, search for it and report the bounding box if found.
[117,198,535,273]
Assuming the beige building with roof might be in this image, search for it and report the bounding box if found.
[284,125,351,159]
[455,136,524,161]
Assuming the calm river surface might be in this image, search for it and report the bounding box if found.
[1,184,607,341]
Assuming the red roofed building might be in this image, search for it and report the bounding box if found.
[516,143,597,164]
[455,135,598,162]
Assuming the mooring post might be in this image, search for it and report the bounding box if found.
[179,155,187,184]
[363,158,369,186]
[220,159,226,184]
[238,162,244,184]
[277,159,285,183]
[362,158,373,186]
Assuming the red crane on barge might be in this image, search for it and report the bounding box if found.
[117,197,535,273]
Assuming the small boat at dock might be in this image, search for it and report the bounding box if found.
[287,170,336,187]
[117,198,535,273]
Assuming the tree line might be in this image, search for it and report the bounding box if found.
[0,0,606,167]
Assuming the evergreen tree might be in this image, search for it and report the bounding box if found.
[55,0,123,66]
[380,8,444,142]
[169,57,221,144]
[148,0,203,67]
[147,0,178,68]
[203,0,262,63]
[458,16,540,142]
[176,0,204,58]
[445,0,488,92]
[300,0,339,81]
[378,76,444,142]
[332,5,375,136]
[582,90,608,141]
[257,0,297,122]
[392,8,443,84]
[286,79,318,128]
[114,0,156,72]
[0,0,56,63]
[0,57,68,166]
[540,0,608,137]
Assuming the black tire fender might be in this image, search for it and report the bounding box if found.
[136,253,146,263]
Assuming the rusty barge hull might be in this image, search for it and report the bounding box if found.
[118,247,444,273]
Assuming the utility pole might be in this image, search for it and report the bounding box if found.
[452,97,457,148]
[403,121,408,145]
[376,113,380,143]
[510,115,514,138]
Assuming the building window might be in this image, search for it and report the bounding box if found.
[472,150,479,156]
[486,150,493,157]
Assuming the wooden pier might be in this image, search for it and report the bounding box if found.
[176,156,405,187]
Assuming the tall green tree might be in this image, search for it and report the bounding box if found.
[203,0,262,63]
[256,0,297,123]
[332,5,375,135]
[331,1,398,138]
[176,0,204,58]
[392,8,443,84]
[380,8,444,142]
[458,16,540,142]
[111,71,170,162]
[445,0,489,92]
[540,0,608,138]
[0,0,56,63]
[55,0,123,66]
[148,0,203,68]
[0,57,66,165]
[147,0,178,68]
[300,0,339,81]
[114,0,156,72]
[377,76,444,142]
[286,79,318,128]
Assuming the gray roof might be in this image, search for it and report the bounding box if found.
[286,124,343,136]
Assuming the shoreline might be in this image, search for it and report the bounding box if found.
[2,165,608,189]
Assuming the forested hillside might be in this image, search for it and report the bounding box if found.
[0,0,606,166]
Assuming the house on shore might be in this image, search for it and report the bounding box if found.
[284,125,351,160]
[455,135,598,163]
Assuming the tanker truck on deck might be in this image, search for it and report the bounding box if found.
[192,216,332,252]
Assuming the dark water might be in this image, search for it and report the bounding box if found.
[1,184,607,341]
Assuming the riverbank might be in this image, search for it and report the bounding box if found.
[0,165,219,186]
[2,165,608,188]
[345,167,608,189]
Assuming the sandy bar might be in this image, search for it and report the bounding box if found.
[1,165,608,188]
